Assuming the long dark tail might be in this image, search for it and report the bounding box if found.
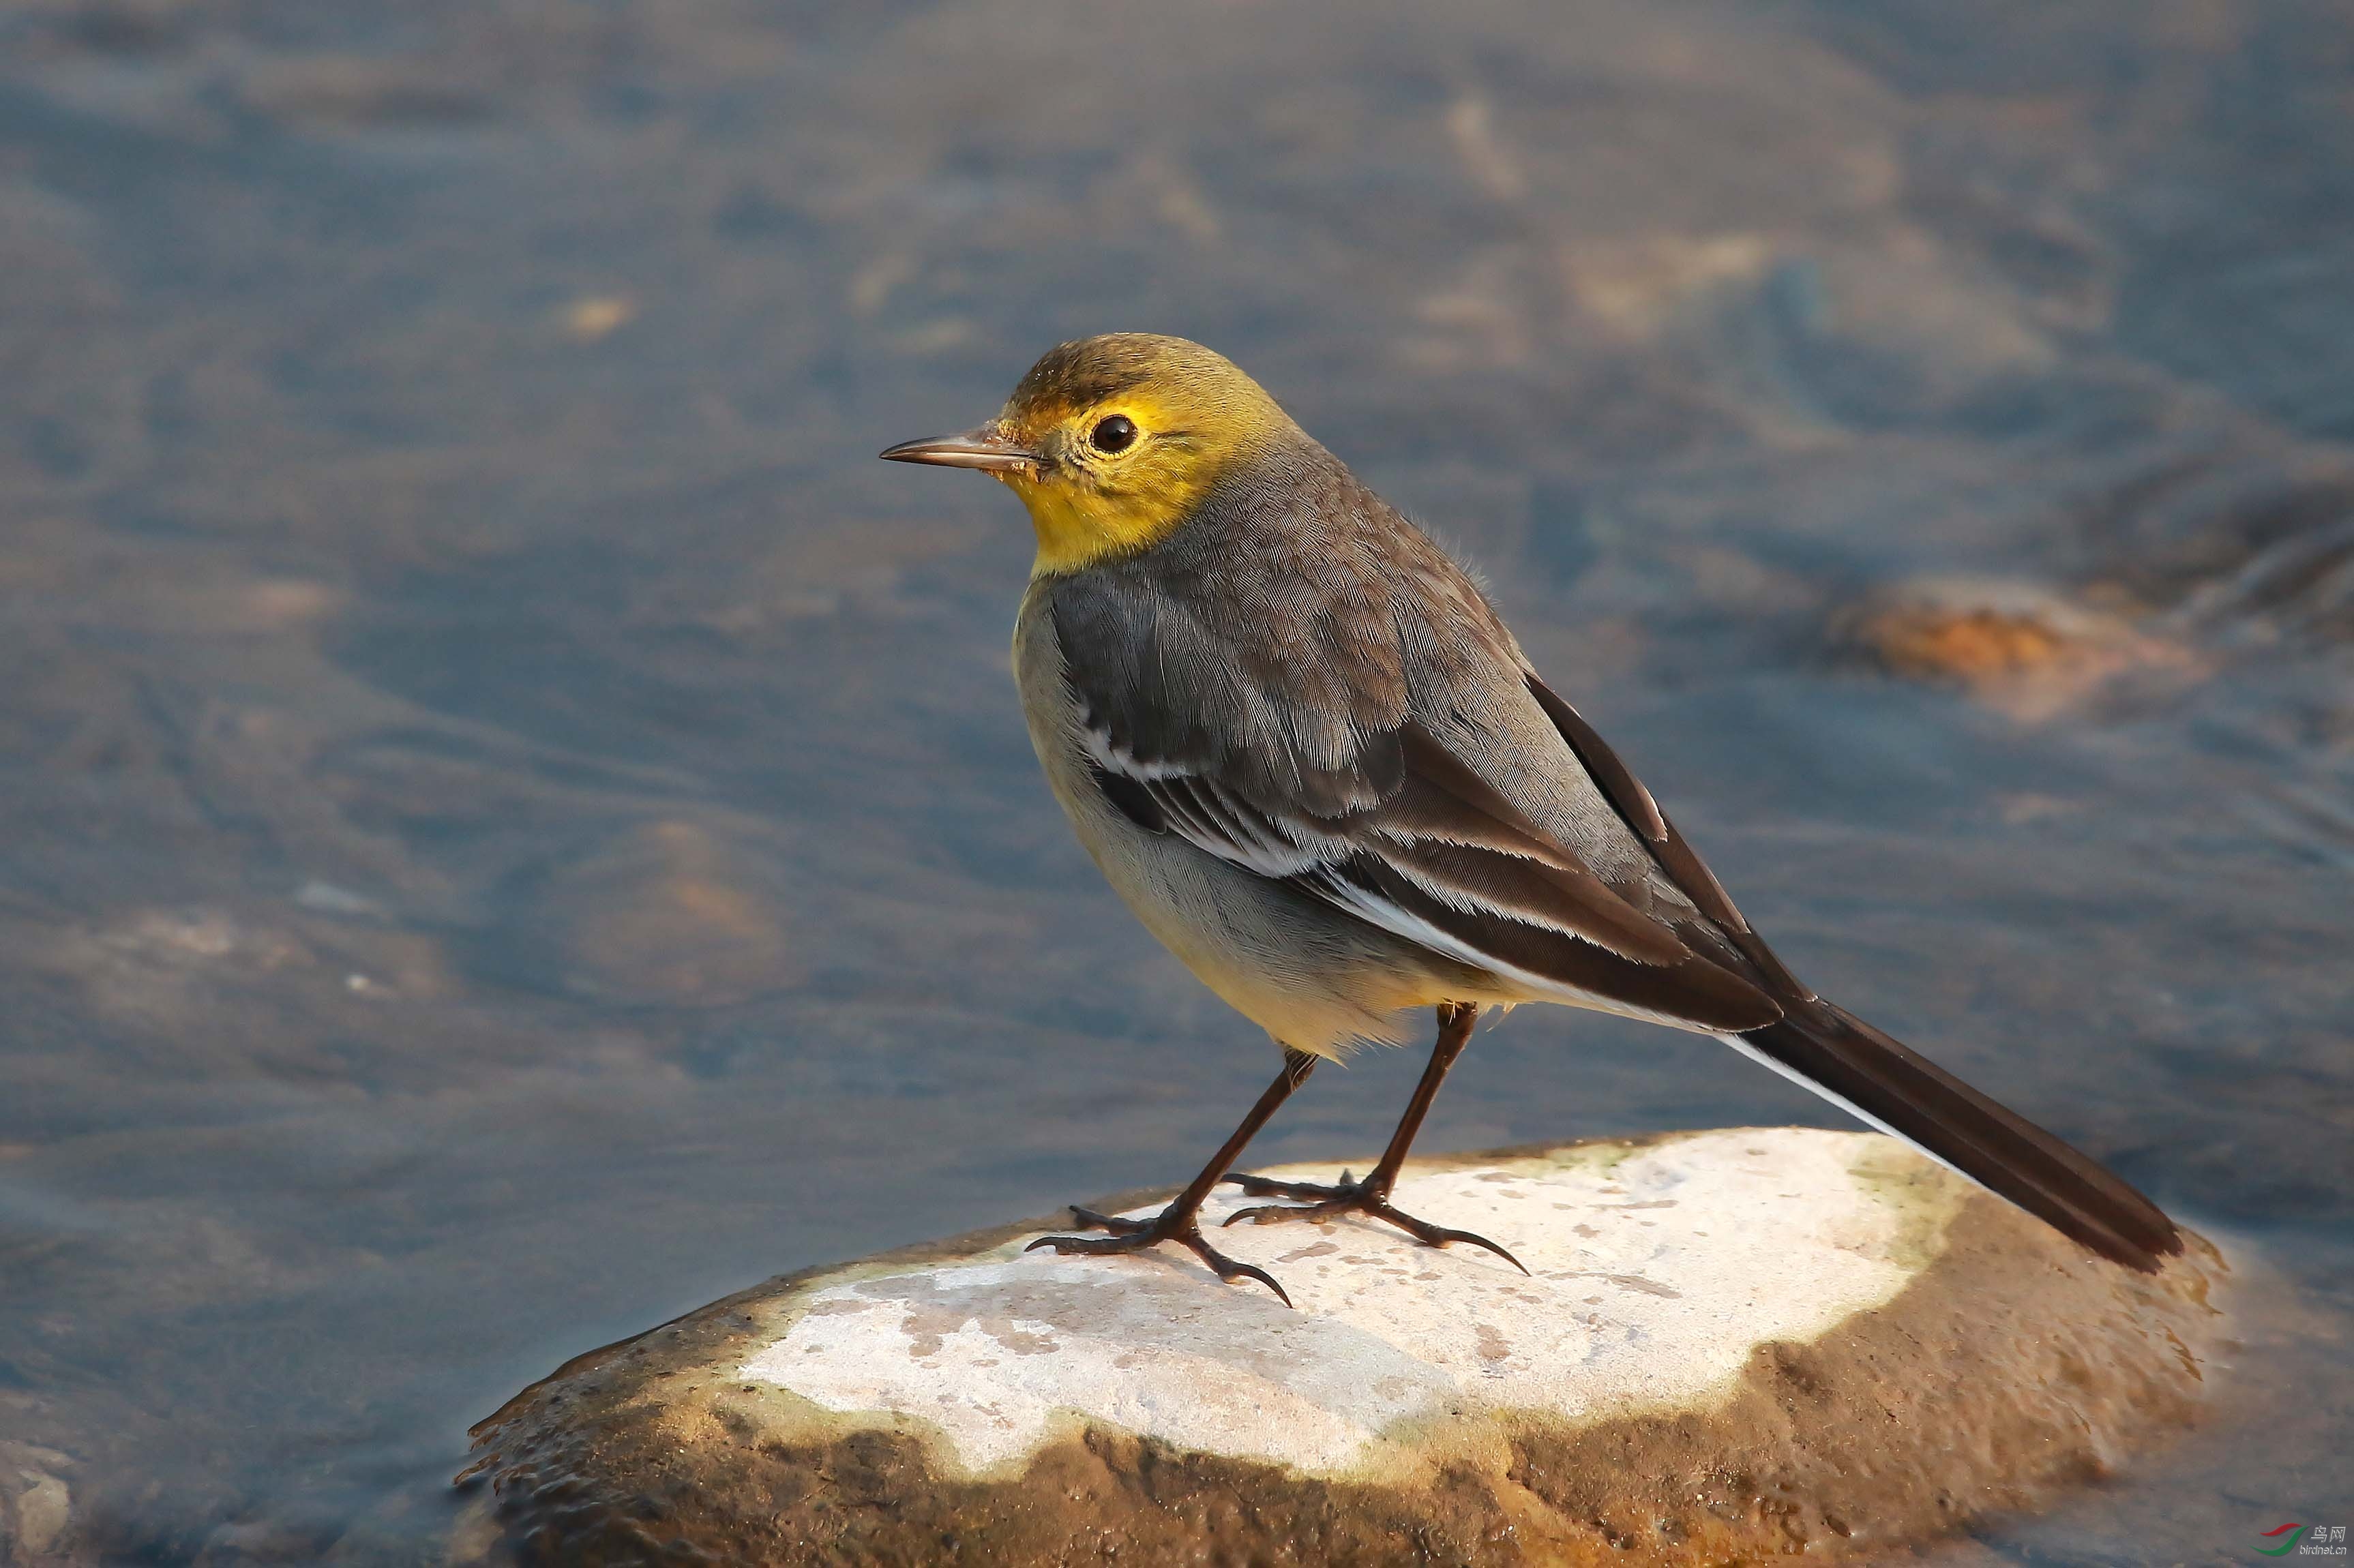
[1732,999,2182,1271]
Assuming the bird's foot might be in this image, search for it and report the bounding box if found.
[1025,1205,1294,1306]
[1221,1170,1528,1274]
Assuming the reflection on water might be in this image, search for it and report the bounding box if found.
[0,0,2348,1559]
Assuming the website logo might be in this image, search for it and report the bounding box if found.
[2262,1524,2349,1558]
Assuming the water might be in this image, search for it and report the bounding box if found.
[0,1,2347,1561]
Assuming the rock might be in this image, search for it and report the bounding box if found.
[512,820,803,1008]
[1,1443,74,1565]
[1843,576,2200,720]
[463,1128,2223,1567]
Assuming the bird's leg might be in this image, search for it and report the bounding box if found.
[1223,1002,1527,1273]
[1026,1047,1319,1306]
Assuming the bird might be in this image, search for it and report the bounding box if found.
[880,332,2181,1306]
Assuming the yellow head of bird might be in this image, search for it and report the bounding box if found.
[880,333,1299,575]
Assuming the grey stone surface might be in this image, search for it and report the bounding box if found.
[464,1128,2225,1566]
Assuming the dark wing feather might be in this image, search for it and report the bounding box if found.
[1090,721,1705,970]
[1088,764,1167,834]
[1523,672,1809,998]
[1519,673,2182,1271]
[1313,854,1785,1031]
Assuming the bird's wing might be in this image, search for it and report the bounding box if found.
[1519,672,1811,999]
[1051,573,1782,1034]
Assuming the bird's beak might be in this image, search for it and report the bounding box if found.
[878,424,1043,475]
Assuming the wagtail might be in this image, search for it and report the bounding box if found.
[883,333,2180,1304]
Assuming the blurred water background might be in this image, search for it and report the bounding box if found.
[0,1,2349,1561]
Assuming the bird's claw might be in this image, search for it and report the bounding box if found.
[1063,1205,1148,1235]
[1225,1171,1353,1203]
[1026,1205,1294,1306]
[1219,1173,1529,1275]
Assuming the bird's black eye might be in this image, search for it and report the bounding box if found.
[1089,414,1137,454]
